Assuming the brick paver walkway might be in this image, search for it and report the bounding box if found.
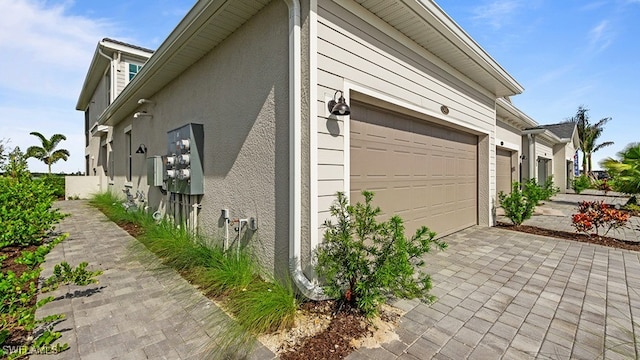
[32,201,274,360]
[33,196,640,359]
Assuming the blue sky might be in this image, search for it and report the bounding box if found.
[0,0,637,173]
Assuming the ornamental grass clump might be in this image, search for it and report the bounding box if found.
[316,191,447,318]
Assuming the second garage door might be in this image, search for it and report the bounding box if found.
[496,148,513,196]
[350,102,478,237]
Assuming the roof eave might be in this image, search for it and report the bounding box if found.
[76,45,109,111]
[410,0,524,96]
[98,0,234,126]
[496,98,538,129]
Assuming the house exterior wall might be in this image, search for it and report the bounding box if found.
[85,74,112,188]
[105,0,292,277]
[496,119,522,187]
[315,0,498,237]
[553,141,576,192]
[535,137,554,182]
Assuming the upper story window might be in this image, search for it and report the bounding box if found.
[128,63,143,82]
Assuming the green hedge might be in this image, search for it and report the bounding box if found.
[0,177,66,248]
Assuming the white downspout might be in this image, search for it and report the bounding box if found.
[528,133,535,181]
[284,0,326,300]
[97,47,115,104]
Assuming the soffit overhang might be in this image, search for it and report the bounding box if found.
[98,0,271,126]
[98,0,523,127]
[496,98,537,130]
[353,0,523,97]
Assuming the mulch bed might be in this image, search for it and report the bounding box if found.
[495,222,640,251]
[280,300,371,360]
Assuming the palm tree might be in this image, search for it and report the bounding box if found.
[25,132,70,175]
[572,106,614,174]
[601,143,640,196]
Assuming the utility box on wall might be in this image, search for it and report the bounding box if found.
[164,123,204,195]
[147,156,164,187]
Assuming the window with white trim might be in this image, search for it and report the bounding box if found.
[128,63,142,82]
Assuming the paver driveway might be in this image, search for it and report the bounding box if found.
[33,197,640,359]
[350,195,640,359]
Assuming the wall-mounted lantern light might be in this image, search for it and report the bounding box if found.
[327,90,351,116]
[136,144,147,154]
[520,154,527,160]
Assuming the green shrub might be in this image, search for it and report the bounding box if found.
[316,191,447,318]
[572,175,591,194]
[0,176,67,248]
[541,176,560,200]
[499,182,536,226]
[522,178,544,205]
[522,177,557,205]
[39,175,65,199]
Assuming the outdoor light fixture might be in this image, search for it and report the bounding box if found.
[137,98,155,105]
[520,154,527,160]
[327,90,350,116]
[136,144,147,154]
[133,111,153,118]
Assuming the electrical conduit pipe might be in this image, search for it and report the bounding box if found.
[283,0,327,300]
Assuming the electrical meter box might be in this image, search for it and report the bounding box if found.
[164,123,204,194]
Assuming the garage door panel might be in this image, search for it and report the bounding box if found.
[350,103,478,237]
[496,148,513,195]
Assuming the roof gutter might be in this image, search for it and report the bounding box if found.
[284,0,327,301]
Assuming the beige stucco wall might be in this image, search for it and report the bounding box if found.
[65,176,101,199]
[316,0,499,230]
[105,0,291,277]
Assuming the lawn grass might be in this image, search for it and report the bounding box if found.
[89,191,298,337]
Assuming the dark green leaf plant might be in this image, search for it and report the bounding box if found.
[316,191,447,318]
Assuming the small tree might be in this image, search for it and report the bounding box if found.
[25,132,70,175]
[498,182,536,226]
[316,191,447,318]
[572,106,614,174]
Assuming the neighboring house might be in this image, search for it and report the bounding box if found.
[77,0,578,298]
[495,97,537,196]
[78,38,153,189]
[522,122,579,192]
[495,98,579,194]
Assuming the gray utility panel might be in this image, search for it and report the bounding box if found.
[164,123,204,195]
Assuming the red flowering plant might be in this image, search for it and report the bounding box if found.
[571,201,630,237]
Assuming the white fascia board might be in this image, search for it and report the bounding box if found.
[496,98,538,128]
[407,0,524,95]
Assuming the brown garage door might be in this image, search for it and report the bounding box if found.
[350,102,478,237]
[496,148,513,196]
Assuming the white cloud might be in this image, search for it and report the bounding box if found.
[472,0,522,29]
[588,20,614,52]
[0,0,116,173]
[0,0,114,98]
